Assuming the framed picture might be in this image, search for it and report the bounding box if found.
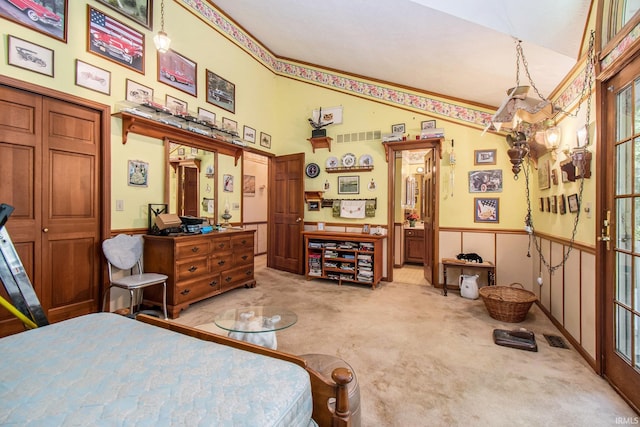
[243,126,256,143]
[88,6,144,73]
[421,120,436,129]
[165,95,187,116]
[362,224,370,234]
[128,160,148,187]
[338,176,360,194]
[178,148,185,156]
[551,168,559,185]
[468,170,503,193]
[317,222,325,231]
[206,69,235,113]
[191,147,198,155]
[260,132,272,149]
[474,149,497,165]
[126,79,153,104]
[95,0,152,30]
[568,193,579,213]
[545,197,551,212]
[392,123,405,133]
[308,201,320,211]
[0,1,67,42]
[551,195,558,214]
[539,197,544,212]
[243,175,255,196]
[198,108,216,126]
[158,49,197,96]
[222,117,238,134]
[474,197,499,223]
[538,160,551,190]
[223,174,233,192]
[75,60,110,95]
[559,194,567,214]
[7,35,54,77]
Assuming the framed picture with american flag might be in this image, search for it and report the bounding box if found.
[474,197,499,223]
[87,6,145,74]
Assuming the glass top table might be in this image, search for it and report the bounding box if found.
[213,306,297,349]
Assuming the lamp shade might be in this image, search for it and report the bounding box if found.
[544,124,561,149]
[153,31,171,53]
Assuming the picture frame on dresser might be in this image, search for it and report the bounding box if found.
[1,1,68,42]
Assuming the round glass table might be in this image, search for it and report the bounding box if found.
[214,306,297,349]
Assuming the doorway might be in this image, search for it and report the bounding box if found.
[601,51,640,411]
[385,140,441,285]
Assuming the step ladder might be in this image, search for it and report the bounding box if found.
[0,203,49,329]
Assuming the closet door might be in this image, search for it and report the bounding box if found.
[0,86,102,334]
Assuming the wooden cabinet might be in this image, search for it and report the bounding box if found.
[143,230,256,318]
[404,228,424,264]
[302,231,385,289]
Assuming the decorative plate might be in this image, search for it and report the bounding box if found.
[341,153,356,167]
[359,154,374,167]
[305,162,321,178]
[326,156,339,168]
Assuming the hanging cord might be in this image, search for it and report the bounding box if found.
[521,30,596,275]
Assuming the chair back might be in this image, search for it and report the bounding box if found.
[102,234,143,271]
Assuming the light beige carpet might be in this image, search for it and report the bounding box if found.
[173,257,636,426]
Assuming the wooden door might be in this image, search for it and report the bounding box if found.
[602,53,640,411]
[268,153,304,274]
[179,166,199,217]
[0,85,103,334]
[423,149,437,283]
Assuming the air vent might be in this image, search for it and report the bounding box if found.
[335,130,382,143]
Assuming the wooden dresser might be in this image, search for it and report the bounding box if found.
[404,228,424,264]
[143,230,256,318]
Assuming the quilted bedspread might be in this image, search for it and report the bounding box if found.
[0,313,314,426]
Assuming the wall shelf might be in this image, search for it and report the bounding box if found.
[113,112,244,165]
[325,165,373,173]
[308,136,332,152]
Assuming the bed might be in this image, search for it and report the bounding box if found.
[0,313,353,426]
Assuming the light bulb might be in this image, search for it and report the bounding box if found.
[544,123,561,149]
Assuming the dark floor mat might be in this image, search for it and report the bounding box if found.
[544,334,569,349]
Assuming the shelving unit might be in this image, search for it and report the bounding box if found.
[302,231,385,289]
[307,136,332,152]
[325,165,374,173]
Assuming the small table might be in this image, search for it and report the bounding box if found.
[441,258,495,296]
[214,306,297,349]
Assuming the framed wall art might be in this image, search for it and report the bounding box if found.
[260,132,272,149]
[243,126,256,143]
[197,108,216,126]
[468,170,503,193]
[7,35,54,77]
[222,117,238,134]
[474,197,499,223]
[243,175,255,196]
[0,1,67,42]
[392,123,405,133]
[165,95,187,115]
[568,193,579,213]
[474,149,497,165]
[158,49,197,96]
[88,6,144,73]
[338,176,360,194]
[223,174,233,192]
[538,160,551,190]
[126,79,153,104]
[206,69,235,113]
[559,194,567,214]
[95,0,152,30]
[75,60,110,95]
[551,195,558,214]
[421,120,436,129]
[128,160,148,187]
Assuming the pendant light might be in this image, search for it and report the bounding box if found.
[153,0,171,53]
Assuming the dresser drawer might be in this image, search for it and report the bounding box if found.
[210,252,233,273]
[210,237,231,251]
[233,249,254,267]
[175,274,221,305]
[231,234,253,250]
[221,265,254,290]
[176,240,211,259]
[176,256,209,281]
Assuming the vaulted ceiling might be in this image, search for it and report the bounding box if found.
[212,0,592,109]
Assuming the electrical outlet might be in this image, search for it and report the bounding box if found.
[585,202,592,219]
[115,200,124,211]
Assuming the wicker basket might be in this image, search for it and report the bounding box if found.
[479,283,537,323]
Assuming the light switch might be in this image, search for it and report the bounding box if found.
[116,200,124,211]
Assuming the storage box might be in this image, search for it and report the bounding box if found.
[155,213,181,230]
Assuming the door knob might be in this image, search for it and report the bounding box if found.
[42,228,48,233]
[296,217,302,223]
